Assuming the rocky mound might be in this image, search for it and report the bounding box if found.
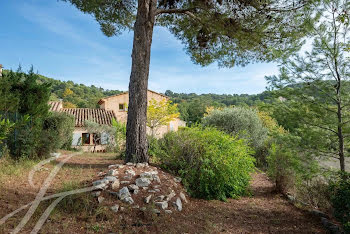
[91,162,188,215]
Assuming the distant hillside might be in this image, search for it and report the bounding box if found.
[2,69,123,109]
[2,69,272,117]
[37,72,124,108]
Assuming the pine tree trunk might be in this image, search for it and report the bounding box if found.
[125,0,157,163]
[337,102,345,172]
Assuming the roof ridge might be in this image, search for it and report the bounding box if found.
[97,89,168,105]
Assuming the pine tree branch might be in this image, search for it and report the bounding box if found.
[156,8,196,17]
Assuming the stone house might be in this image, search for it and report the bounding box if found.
[49,90,185,152]
[49,101,116,152]
[98,90,185,137]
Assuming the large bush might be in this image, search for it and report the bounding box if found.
[149,126,255,200]
[202,107,268,150]
[40,112,75,154]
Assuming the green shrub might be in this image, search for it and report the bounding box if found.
[37,112,75,157]
[43,112,75,149]
[150,126,255,200]
[0,117,14,158]
[112,119,126,153]
[329,173,350,233]
[267,140,298,193]
[202,107,268,150]
[8,117,41,159]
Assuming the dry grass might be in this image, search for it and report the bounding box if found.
[0,151,326,234]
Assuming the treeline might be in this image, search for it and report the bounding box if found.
[164,90,273,123]
[38,74,123,108]
[4,69,273,121]
[2,70,123,109]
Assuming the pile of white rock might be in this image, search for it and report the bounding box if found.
[91,162,188,215]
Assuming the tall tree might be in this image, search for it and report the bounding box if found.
[266,0,350,172]
[62,0,315,162]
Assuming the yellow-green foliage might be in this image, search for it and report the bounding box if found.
[0,117,14,145]
[147,99,179,136]
[257,110,285,134]
[150,126,255,200]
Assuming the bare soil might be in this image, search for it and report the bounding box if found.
[0,152,325,234]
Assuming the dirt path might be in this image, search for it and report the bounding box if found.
[0,153,325,234]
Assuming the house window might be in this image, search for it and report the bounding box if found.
[119,103,125,111]
[82,133,91,145]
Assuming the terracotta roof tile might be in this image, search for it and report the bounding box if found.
[60,108,116,127]
[48,101,62,112]
[48,102,116,127]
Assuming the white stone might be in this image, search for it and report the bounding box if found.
[125,169,136,176]
[135,178,151,187]
[104,176,118,183]
[118,187,131,200]
[142,187,148,190]
[133,189,139,195]
[132,205,140,209]
[150,170,158,175]
[110,204,119,213]
[180,192,188,203]
[153,175,161,183]
[152,209,160,214]
[108,169,118,176]
[120,207,125,211]
[122,196,134,204]
[108,164,117,169]
[128,184,139,191]
[111,180,120,190]
[124,175,133,180]
[136,163,146,168]
[148,190,157,193]
[98,196,105,204]
[139,172,153,180]
[164,210,173,214]
[155,201,168,210]
[92,179,108,187]
[140,207,147,211]
[121,181,130,184]
[166,190,176,201]
[144,195,152,204]
[126,162,134,166]
[97,172,105,177]
[174,177,182,183]
[174,197,182,211]
[153,185,161,189]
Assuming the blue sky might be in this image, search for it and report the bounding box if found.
[0,0,280,94]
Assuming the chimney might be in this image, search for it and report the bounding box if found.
[0,64,2,77]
